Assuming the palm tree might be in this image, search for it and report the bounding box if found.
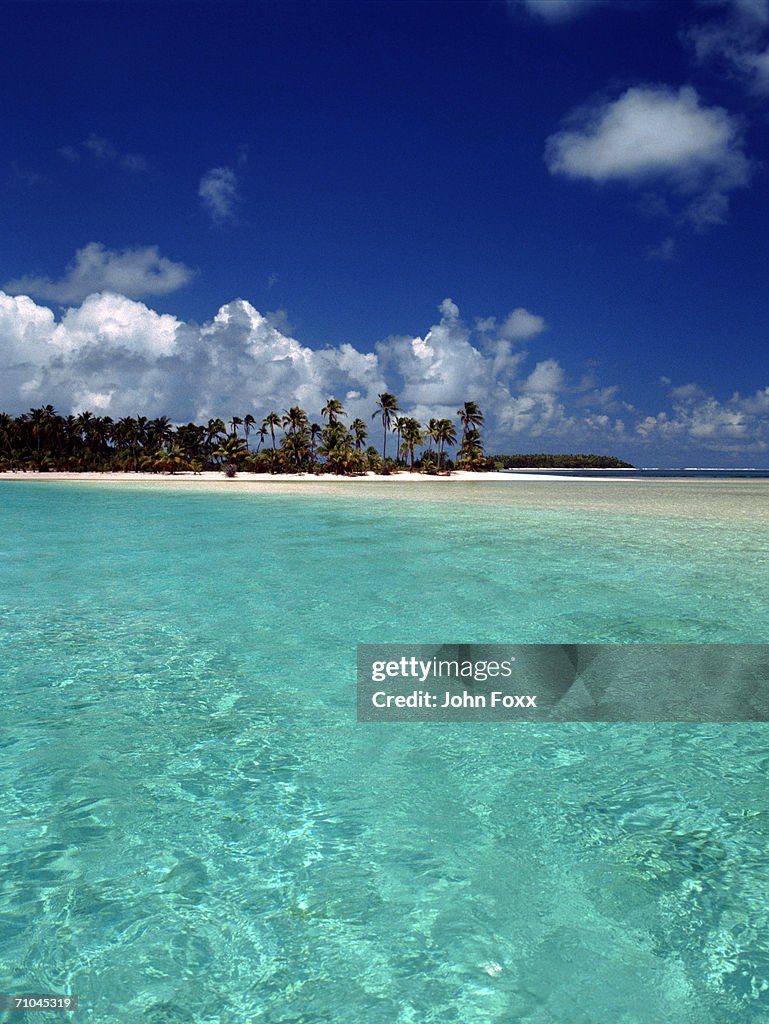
[28,406,55,453]
[393,415,407,467]
[457,401,484,448]
[75,410,94,447]
[321,398,346,425]
[155,444,191,475]
[63,414,78,455]
[372,392,399,461]
[351,418,368,450]
[320,420,347,448]
[116,416,139,459]
[242,414,256,449]
[149,416,173,449]
[255,423,268,454]
[400,417,423,471]
[278,407,310,469]
[175,422,206,461]
[0,412,14,459]
[282,406,309,435]
[435,418,457,471]
[204,418,226,464]
[309,422,323,464]
[280,425,311,470]
[213,435,249,468]
[135,416,150,453]
[0,391,502,475]
[263,447,284,474]
[206,418,226,444]
[320,428,357,475]
[91,416,114,460]
[457,426,486,470]
[262,411,282,451]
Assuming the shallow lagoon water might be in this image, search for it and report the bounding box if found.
[1,480,768,1022]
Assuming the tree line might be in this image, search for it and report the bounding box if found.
[0,395,491,475]
[495,453,632,469]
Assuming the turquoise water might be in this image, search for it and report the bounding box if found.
[1,480,768,1023]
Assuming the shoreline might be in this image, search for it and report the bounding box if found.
[3,470,766,522]
[0,469,627,485]
[2,470,765,492]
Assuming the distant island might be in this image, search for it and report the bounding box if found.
[0,398,631,475]
[493,454,633,469]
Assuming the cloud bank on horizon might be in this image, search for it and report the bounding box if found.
[1,286,766,464]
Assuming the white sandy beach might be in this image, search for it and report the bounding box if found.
[0,469,607,485]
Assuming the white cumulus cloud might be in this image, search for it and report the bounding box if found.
[501,307,547,339]
[4,243,195,304]
[55,292,180,359]
[545,85,751,227]
[521,358,565,395]
[1,291,767,462]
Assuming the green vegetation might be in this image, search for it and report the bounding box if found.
[0,402,630,475]
[372,392,399,462]
[0,396,482,475]
[493,453,634,469]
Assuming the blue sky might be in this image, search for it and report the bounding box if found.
[2,0,768,465]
